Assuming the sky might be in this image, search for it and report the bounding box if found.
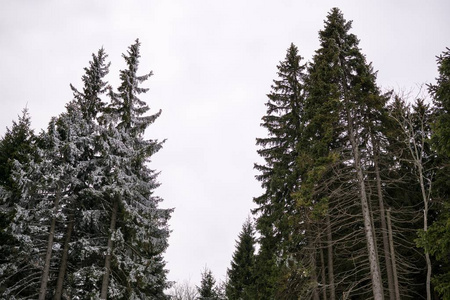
[1,0,449,287]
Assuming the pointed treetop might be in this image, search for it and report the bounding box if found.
[70,46,110,120]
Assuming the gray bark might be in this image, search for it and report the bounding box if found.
[54,214,74,300]
[326,213,336,300]
[39,188,61,300]
[386,208,400,300]
[320,245,328,300]
[346,109,384,300]
[373,144,396,300]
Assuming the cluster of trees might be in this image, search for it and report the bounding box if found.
[225,7,450,300]
[169,268,227,300]
[0,40,172,299]
[1,7,448,300]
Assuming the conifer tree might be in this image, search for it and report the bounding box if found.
[253,43,306,297]
[226,218,256,300]
[298,8,388,299]
[197,268,219,300]
[100,39,172,299]
[419,47,450,298]
[57,47,110,299]
[0,109,38,298]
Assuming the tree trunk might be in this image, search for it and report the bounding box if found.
[308,223,319,300]
[373,146,396,300]
[346,111,384,300]
[326,213,336,300]
[419,167,432,300]
[101,199,119,300]
[39,188,61,300]
[54,213,74,300]
[320,245,328,300]
[386,208,400,300]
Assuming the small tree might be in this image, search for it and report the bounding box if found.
[226,218,256,300]
[197,268,219,300]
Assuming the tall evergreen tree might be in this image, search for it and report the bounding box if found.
[297,8,390,299]
[419,47,450,299]
[253,43,306,298]
[99,39,172,299]
[226,218,256,300]
[58,47,111,299]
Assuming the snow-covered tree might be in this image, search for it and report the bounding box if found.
[0,108,39,298]
[99,39,172,299]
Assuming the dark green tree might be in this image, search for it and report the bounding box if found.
[0,108,36,198]
[419,47,450,299]
[226,218,256,300]
[197,268,219,300]
[253,43,306,298]
[295,8,392,299]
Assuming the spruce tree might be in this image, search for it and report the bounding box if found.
[226,218,256,300]
[0,109,38,298]
[419,47,450,298]
[197,268,219,300]
[298,8,389,299]
[57,47,111,299]
[253,43,306,297]
[100,39,172,299]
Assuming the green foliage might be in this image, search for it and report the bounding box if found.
[226,218,256,300]
[252,43,307,297]
[0,108,36,198]
[197,268,220,300]
[423,47,450,300]
[247,241,281,300]
[429,48,450,157]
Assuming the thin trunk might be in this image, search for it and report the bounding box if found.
[54,214,74,300]
[312,241,320,299]
[338,53,383,299]
[386,208,400,300]
[419,167,432,300]
[347,110,384,300]
[320,245,328,300]
[39,188,61,300]
[307,221,320,300]
[404,110,432,300]
[373,145,396,300]
[100,199,119,300]
[326,213,336,300]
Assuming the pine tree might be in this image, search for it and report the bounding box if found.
[253,43,306,297]
[297,8,389,299]
[197,268,219,300]
[100,39,172,299]
[226,218,256,300]
[57,47,111,299]
[419,47,450,299]
[0,108,38,298]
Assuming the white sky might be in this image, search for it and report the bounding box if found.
[1,0,449,287]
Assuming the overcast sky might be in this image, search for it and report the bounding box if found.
[1,0,449,287]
